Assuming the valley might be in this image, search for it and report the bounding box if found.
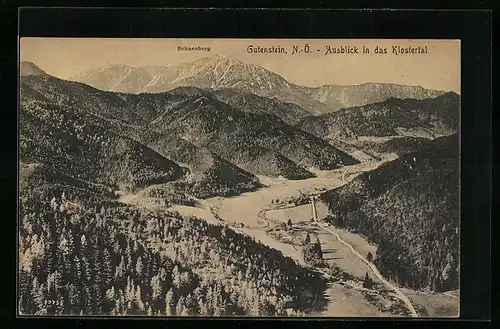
[117,159,396,316]
[18,56,460,318]
[119,156,458,317]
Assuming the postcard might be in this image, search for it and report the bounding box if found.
[18,38,460,317]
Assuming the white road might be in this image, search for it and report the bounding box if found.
[310,197,419,317]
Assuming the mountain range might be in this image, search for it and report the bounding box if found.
[295,91,459,161]
[20,62,359,203]
[19,58,460,315]
[20,60,460,188]
[69,55,448,114]
[20,71,260,200]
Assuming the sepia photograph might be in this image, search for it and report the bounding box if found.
[18,38,460,318]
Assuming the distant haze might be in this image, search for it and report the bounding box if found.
[20,38,460,93]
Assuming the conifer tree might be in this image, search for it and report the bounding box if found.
[83,285,92,315]
[18,269,31,312]
[251,292,261,316]
[165,289,174,316]
[135,255,144,278]
[125,276,134,303]
[93,282,103,314]
[367,252,373,263]
[102,248,113,287]
[363,272,373,289]
[80,234,87,250]
[106,286,116,301]
[304,232,311,245]
[135,284,144,311]
[117,289,126,315]
[81,255,92,285]
[314,238,323,260]
[115,256,124,282]
[30,277,42,313]
[198,298,209,316]
[150,275,163,301]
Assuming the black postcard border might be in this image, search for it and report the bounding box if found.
[3,7,492,328]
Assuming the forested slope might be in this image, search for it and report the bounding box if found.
[19,182,325,316]
[296,92,460,141]
[22,75,358,179]
[320,134,459,291]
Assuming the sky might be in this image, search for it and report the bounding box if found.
[20,38,460,92]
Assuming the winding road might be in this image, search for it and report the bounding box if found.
[310,197,419,317]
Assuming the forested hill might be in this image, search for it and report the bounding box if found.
[21,73,358,180]
[20,75,264,199]
[20,97,188,193]
[210,88,312,126]
[296,92,460,141]
[353,137,434,158]
[19,64,331,316]
[320,134,459,292]
[19,186,326,316]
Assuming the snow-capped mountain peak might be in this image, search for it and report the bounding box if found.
[69,55,448,114]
